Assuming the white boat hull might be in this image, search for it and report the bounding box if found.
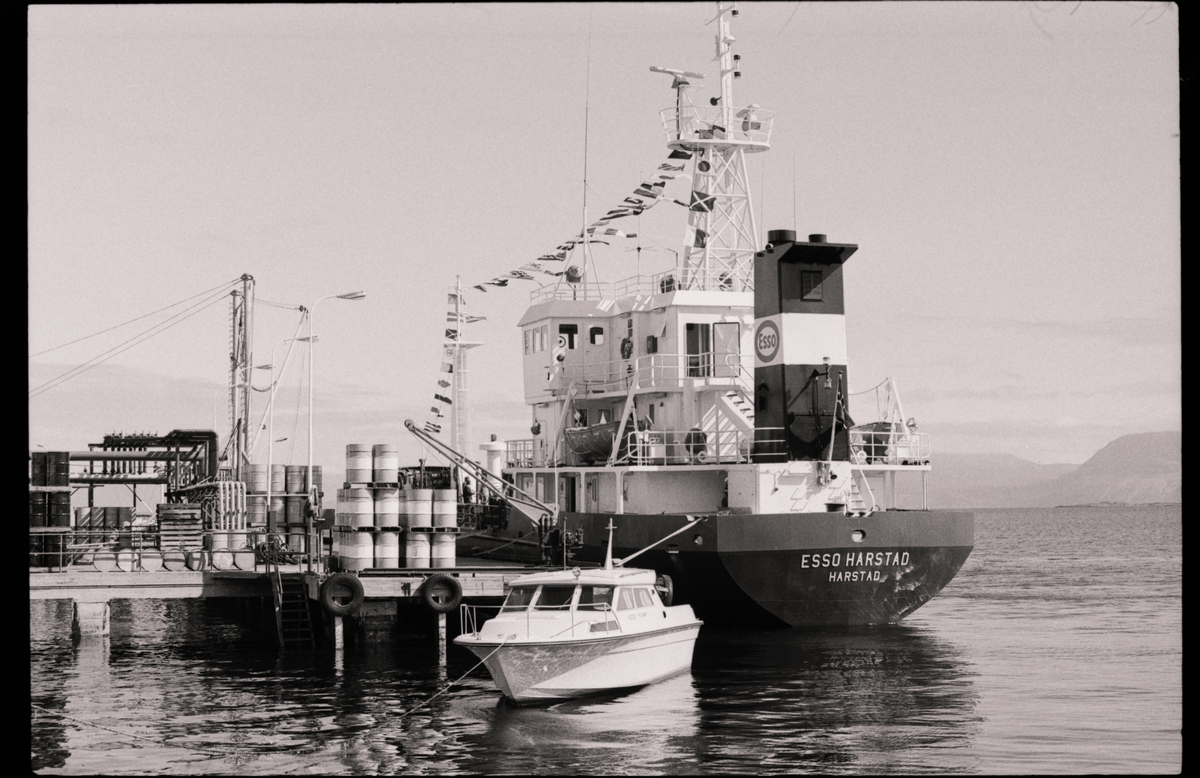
[458,622,701,703]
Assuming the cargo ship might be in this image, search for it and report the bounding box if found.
[450,2,973,627]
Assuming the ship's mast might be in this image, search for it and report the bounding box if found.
[448,277,480,457]
[655,1,769,292]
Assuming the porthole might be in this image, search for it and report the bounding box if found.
[851,530,866,543]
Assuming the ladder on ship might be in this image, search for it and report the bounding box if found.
[847,471,874,516]
[268,557,316,652]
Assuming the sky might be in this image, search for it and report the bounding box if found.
[28,2,1179,497]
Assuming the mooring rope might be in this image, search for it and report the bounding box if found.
[30,703,245,758]
[393,638,509,722]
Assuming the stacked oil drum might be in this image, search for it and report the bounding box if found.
[333,443,458,571]
[244,462,322,555]
[29,451,71,569]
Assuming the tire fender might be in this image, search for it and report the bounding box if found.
[421,573,463,614]
[320,572,365,617]
[656,574,674,607]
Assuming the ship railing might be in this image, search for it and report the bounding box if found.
[664,265,754,293]
[529,280,623,304]
[505,438,536,468]
[459,603,503,636]
[463,599,622,639]
[529,264,755,305]
[617,426,769,466]
[660,105,775,149]
[561,352,748,393]
[848,425,931,466]
[28,526,315,573]
[456,501,508,531]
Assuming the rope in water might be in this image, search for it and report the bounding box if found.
[394,639,508,721]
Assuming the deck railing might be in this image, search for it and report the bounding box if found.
[459,600,622,639]
[617,426,786,466]
[28,527,321,573]
[660,105,775,149]
[560,351,750,394]
[529,265,754,304]
[848,425,931,466]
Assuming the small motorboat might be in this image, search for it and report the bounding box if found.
[454,523,702,704]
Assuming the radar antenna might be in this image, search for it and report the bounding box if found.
[653,1,770,293]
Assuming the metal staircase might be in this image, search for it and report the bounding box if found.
[268,556,316,652]
[847,472,873,516]
[723,390,755,425]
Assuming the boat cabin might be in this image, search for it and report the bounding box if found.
[473,568,669,641]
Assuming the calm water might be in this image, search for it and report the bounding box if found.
[30,505,1181,774]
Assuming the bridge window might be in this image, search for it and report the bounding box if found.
[801,270,823,301]
[559,324,578,349]
[589,326,604,345]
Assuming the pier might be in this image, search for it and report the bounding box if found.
[30,555,551,653]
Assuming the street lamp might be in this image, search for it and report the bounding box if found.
[262,335,312,530]
[306,291,366,504]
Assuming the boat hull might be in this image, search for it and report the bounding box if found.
[456,623,701,704]
[520,509,973,627]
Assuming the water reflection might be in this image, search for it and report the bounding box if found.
[450,672,703,774]
[690,624,982,774]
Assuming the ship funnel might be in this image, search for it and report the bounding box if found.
[752,231,859,463]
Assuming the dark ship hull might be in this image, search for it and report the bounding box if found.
[459,508,973,628]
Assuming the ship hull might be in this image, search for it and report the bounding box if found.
[468,509,973,627]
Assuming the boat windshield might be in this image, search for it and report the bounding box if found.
[500,586,537,612]
[616,587,655,610]
[533,585,576,610]
[577,585,615,611]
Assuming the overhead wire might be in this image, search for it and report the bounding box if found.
[29,285,236,399]
[256,298,305,311]
[28,277,241,359]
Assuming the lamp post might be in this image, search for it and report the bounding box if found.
[262,336,310,531]
[306,291,366,506]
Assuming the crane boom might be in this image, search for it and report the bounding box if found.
[403,419,556,530]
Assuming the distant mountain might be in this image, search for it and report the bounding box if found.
[900,431,1181,509]
[1033,431,1182,507]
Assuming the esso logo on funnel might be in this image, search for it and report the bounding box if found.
[755,319,780,363]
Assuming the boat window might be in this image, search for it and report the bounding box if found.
[524,330,531,356]
[539,326,548,352]
[589,327,604,345]
[501,587,537,612]
[616,588,638,611]
[534,585,576,610]
[577,585,614,610]
[559,324,578,349]
[633,588,655,608]
[801,270,823,301]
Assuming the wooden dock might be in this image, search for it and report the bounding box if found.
[29,562,558,648]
